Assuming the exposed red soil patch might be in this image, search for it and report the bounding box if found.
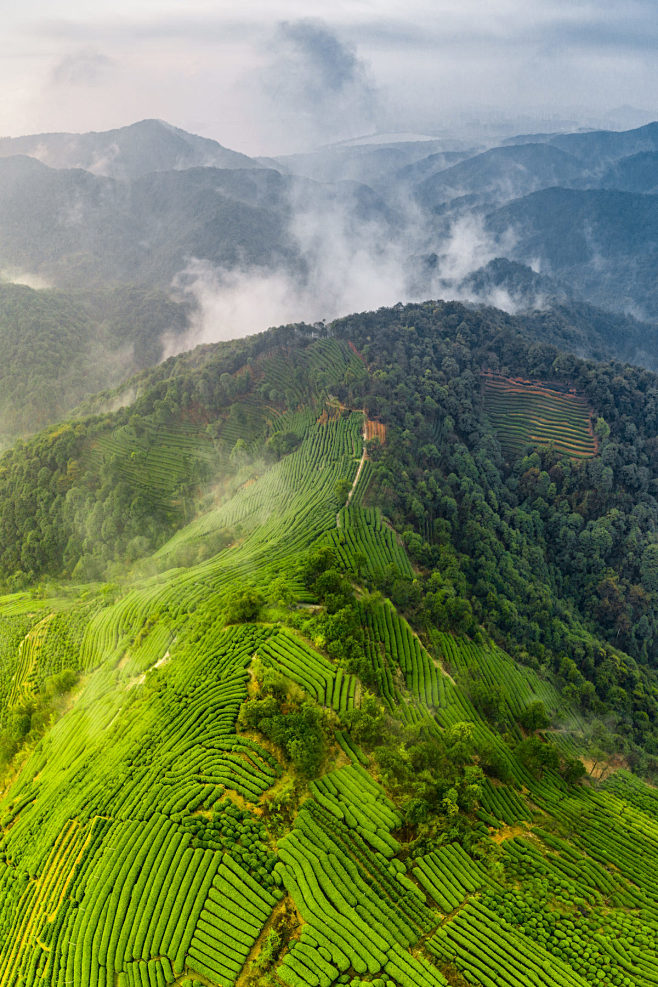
[348,340,366,364]
[364,419,386,444]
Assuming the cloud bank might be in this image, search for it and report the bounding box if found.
[165,186,518,355]
[1,5,657,152]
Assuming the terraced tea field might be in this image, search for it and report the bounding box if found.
[483,373,597,458]
[3,332,658,987]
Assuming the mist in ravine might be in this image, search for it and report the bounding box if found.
[164,189,523,356]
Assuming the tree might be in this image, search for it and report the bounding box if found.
[224,586,264,623]
[519,700,550,732]
[562,756,587,785]
[335,478,353,504]
[516,736,559,778]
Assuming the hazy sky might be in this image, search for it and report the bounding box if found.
[2,1,657,153]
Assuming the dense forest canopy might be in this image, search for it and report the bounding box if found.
[0,280,189,444]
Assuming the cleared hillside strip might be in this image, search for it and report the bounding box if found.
[428,898,590,987]
[79,413,364,672]
[256,629,357,713]
[0,817,101,987]
[412,843,488,913]
[187,855,280,985]
[358,599,443,709]
[7,612,55,708]
[90,419,215,509]
[432,629,584,732]
[0,626,282,986]
[0,407,379,987]
[329,505,414,585]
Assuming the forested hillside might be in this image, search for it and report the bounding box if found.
[2,301,658,987]
[0,281,189,446]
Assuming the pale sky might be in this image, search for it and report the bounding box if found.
[2,1,657,153]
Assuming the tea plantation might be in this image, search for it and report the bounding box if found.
[1,305,658,986]
[483,373,597,458]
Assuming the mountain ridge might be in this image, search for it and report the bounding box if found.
[0,118,260,179]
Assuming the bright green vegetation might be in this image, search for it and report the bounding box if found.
[483,374,597,458]
[256,628,358,713]
[0,622,282,986]
[0,331,367,585]
[432,630,582,731]
[275,765,445,987]
[3,301,658,986]
[329,504,414,586]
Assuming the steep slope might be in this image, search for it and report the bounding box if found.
[597,151,658,194]
[441,260,658,370]
[501,120,658,168]
[0,155,394,291]
[416,143,584,210]
[4,300,658,676]
[4,117,658,328]
[447,258,574,308]
[275,140,475,188]
[548,120,658,167]
[0,157,302,288]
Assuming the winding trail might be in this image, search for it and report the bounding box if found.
[336,418,367,529]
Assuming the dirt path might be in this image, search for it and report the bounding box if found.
[336,419,367,529]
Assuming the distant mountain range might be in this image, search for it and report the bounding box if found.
[1,114,658,442]
[0,118,656,314]
[487,188,658,319]
[0,155,298,287]
[0,127,392,290]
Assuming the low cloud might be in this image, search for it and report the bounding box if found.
[253,19,380,151]
[165,186,520,356]
[164,260,319,355]
[0,268,53,290]
[51,49,115,87]
[430,214,514,284]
